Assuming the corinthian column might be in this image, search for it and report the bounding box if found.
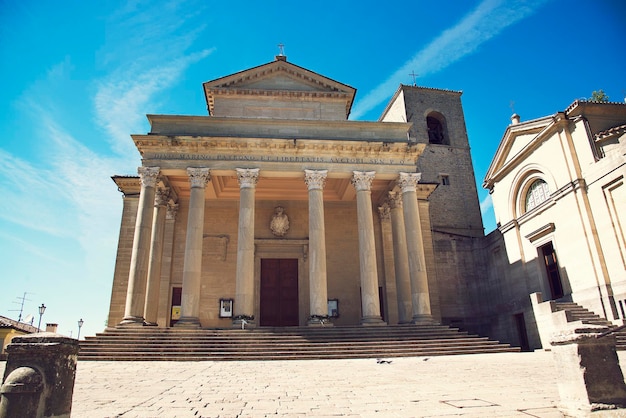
[176,168,210,328]
[351,171,384,325]
[119,166,160,326]
[143,186,170,326]
[305,169,330,326]
[233,168,259,327]
[398,172,433,323]
[389,191,412,324]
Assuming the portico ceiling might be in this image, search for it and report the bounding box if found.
[164,173,397,203]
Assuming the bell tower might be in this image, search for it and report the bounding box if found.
[380,85,484,327]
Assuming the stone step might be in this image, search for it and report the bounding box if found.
[79,325,520,361]
[79,345,517,361]
[554,302,626,351]
[80,339,501,352]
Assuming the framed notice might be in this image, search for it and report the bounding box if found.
[327,299,339,318]
[219,299,233,318]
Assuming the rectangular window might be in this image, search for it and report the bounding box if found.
[440,174,450,186]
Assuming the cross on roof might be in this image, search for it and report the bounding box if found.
[409,71,418,86]
[278,43,285,56]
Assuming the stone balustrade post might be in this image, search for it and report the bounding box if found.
[0,333,80,418]
[551,330,626,415]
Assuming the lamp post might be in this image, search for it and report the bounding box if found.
[37,303,46,332]
[77,318,84,340]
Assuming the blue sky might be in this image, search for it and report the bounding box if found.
[1,0,624,339]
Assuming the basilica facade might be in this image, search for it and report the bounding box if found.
[107,55,484,332]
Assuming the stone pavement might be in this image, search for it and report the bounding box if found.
[3,351,626,417]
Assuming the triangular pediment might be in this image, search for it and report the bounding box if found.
[483,116,554,189]
[203,58,356,119]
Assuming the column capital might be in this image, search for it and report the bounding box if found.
[388,191,403,209]
[187,167,211,188]
[155,187,170,207]
[397,172,422,193]
[378,203,391,222]
[304,169,328,190]
[351,171,376,192]
[138,167,160,188]
[166,203,179,221]
[236,168,260,189]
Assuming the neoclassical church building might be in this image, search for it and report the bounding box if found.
[107,55,483,333]
[106,55,626,350]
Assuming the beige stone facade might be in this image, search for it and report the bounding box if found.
[107,57,454,329]
[482,101,626,349]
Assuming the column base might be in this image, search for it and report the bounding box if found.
[360,316,386,326]
[411,314,436,325]
[118,316,145,327]
[173,316,201,328]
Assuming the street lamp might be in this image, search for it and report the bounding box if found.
[37,303,46,332]
[77,318,84,340]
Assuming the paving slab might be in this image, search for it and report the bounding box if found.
[2,351,626,417]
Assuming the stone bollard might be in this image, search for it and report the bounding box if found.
[0,333,80,418]
[551,329,626,416]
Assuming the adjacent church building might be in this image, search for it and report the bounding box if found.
[106,55,626,350]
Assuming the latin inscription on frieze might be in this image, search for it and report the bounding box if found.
[147,153,410,166]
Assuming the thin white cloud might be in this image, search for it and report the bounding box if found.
[480,193,493,214]
[0,229,73,268]
[0,149,72,237]
[93,0,213,155]
[351,0,549,119]
[1,0,215,282]
[94,48,215,155]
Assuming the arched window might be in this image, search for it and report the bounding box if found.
[427,113,448,145]
[524,179,550,212]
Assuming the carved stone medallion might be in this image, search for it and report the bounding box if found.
[270,206,290,237]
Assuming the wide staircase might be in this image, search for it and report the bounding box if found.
[79,324,519,361]
[554,301,626,350]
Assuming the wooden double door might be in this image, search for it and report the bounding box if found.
[260,258,299,326]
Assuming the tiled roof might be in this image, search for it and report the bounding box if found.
[0,315,39,333]
[565,99,626,114]
[595,123,626,141]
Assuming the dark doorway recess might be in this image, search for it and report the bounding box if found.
[540,242,564,300]
[260,259,299,326]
